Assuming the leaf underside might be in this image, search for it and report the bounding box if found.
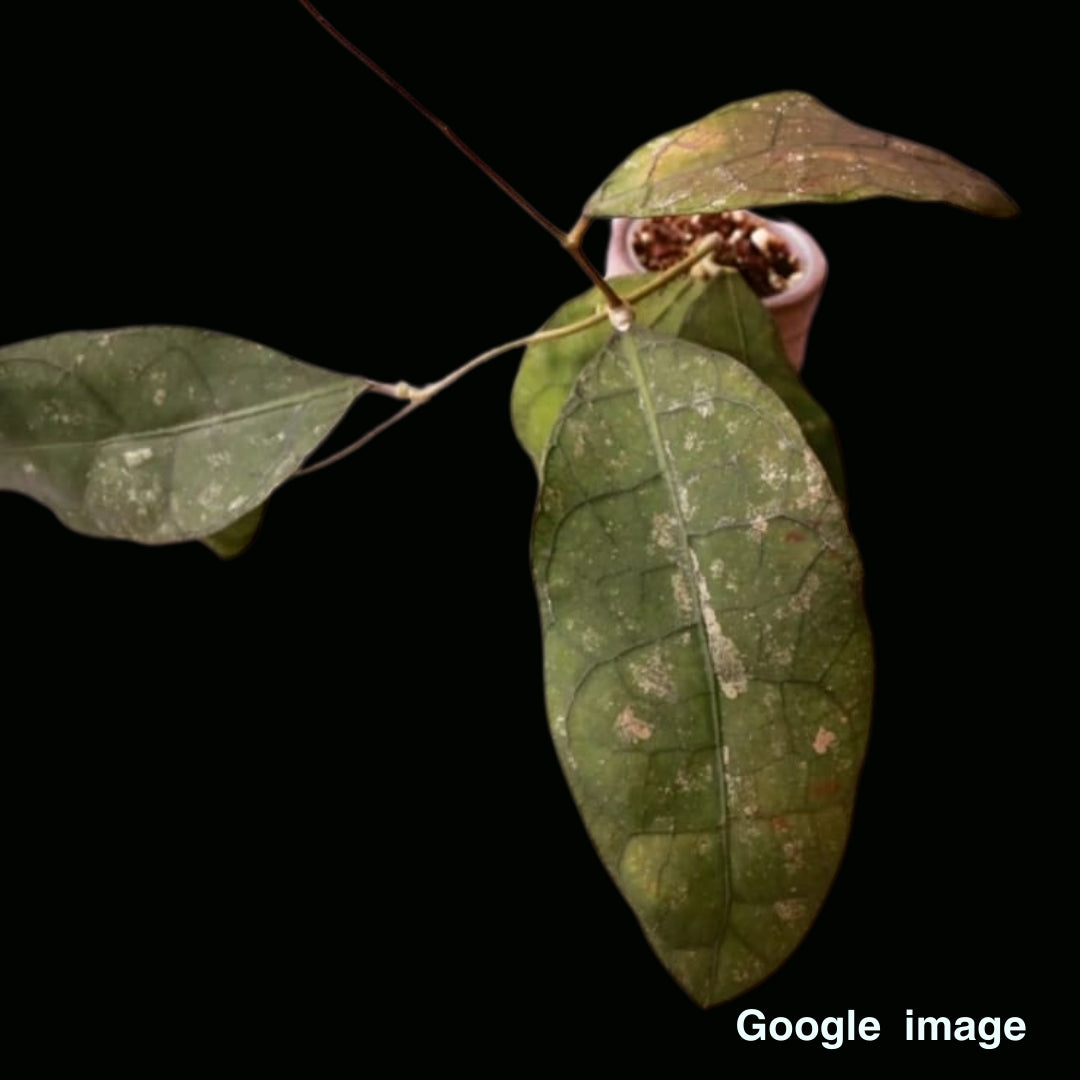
[200,502,266,559]
[585,90,1018,219]
[532,328,872,1006]
[0,326,366,544]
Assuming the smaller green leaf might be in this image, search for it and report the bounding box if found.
[0,326,367,544]
[676,272,846,503]
[200,503,266,559]
[586,91,1018,219]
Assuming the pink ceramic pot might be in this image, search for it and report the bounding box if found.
[605,214,827,371]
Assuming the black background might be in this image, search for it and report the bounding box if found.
[3,2,1051,1066]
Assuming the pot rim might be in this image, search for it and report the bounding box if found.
[607,212,827,309]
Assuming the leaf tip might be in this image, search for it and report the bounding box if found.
[198,503,266,559]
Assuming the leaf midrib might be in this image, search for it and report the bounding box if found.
[0,379,366,456]
[620,330,732,991]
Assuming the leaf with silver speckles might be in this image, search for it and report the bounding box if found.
[532,328,872,1005]
[0,326,366,544]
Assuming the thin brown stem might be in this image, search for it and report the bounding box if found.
[569,249,628,317]
[565,215,591,249]
[562,214,627,319]
[296,1,637,316]
[295,0,564,246]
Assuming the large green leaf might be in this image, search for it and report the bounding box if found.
[0,326,366,543]
[586,90,1018,219]
[533,328,871,1005]
[512,270,845,501]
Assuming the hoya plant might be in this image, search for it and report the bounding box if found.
[4,5,1033,1021]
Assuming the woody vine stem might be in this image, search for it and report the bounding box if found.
[292,0,721,475]
[294,0,625,312]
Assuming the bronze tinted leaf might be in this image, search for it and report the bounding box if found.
[586,91,1017,219]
